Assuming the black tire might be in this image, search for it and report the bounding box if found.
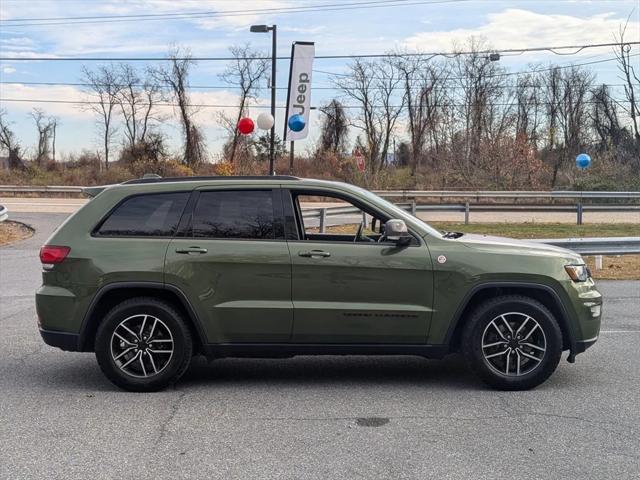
[95,297,193,392]
[461,295,562,391]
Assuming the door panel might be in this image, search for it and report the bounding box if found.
[288,189,434,344]
[165,239,293,343]
[289,241,433,344]
[164,188,293,344]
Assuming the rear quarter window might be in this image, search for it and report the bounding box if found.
[96,192,189,237]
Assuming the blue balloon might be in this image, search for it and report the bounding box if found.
[288,114,305,133]
[576,153,591,170]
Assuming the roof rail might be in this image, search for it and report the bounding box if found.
[122,175,300,185]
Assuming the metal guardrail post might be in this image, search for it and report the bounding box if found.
[464,202,470,224]
[411,199,416,216]
[577,202,583,225]
[319,208,326,233]
[595,255,603,270]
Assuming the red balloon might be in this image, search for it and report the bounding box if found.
[237,117,255,135]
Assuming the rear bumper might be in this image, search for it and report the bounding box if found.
[39,328,80,351]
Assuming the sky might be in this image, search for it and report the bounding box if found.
[0,0,639,161]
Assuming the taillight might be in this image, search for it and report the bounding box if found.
[40,245,70,265]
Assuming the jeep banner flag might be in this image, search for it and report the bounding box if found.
[284,42,315,141]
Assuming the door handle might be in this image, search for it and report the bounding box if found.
[298,250,331,258]
[175,246,208,254]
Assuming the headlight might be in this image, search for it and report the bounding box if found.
[565,264,590,282]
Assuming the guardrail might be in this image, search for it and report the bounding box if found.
[2,185,639,199]
[1,185,639,225]
[0,204,7,222]
[303,200,640,227]
[372,190,640,199]
[0,185,84,194]
[530,237,640,255]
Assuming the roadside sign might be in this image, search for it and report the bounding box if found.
[354,147,365,172]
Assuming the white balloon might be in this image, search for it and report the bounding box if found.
[256,112,275,130]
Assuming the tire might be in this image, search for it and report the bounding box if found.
[95,297,193,392]
[461,295,562,391]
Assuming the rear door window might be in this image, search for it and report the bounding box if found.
[191,190,277,239]
[96,192,189,237]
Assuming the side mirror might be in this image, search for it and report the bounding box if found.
[384,219,411,246]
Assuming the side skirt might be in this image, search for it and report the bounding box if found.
[201,343,449,359]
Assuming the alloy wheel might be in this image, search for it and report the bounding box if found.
[481,312,547,377]
[110,314,174,378]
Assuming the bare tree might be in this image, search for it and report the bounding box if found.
[0,109,24,169]
[217,44,269,164]
[395,55,450,172]
[590,84,623,149]
[51,116,59,162]
[151,47,205,168]
[116,63,162,149]
[317,99,349,155]
[81,64,121,170]
[614,19,640,150]
[29,108,56,165]
[334,57,405,173]
[514,71,542,148]
[541,66,594,185]
[453,38,506,180]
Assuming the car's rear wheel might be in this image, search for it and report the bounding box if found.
[95,297,193,392]
[461,295,562,390]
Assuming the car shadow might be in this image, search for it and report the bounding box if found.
[179,354,478,391]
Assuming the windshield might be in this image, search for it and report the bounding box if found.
[352,187,443,238]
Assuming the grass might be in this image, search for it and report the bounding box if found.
[0,221,34,246]
[583,255,640,280]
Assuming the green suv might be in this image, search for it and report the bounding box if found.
[36,176,602,391]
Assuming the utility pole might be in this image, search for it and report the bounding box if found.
[250,24,277,175]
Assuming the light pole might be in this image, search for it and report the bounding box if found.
[250,24,277,175]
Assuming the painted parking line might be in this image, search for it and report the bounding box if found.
[600,330,640,333]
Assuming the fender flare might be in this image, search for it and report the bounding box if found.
[442,281,578,362]
[79,281,208,351]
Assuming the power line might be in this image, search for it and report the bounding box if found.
[0,80,630,91]
[315,53,640,81]
[0,41,636,62]
[0,0,470,27]
[1,0,421,22]
[0,97,631,109]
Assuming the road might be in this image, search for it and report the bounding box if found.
[2,196,640,223]
[1,213,639,479]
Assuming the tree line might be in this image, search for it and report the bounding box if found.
[0,28,638,189]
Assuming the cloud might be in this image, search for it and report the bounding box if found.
[403,9,640,53]
[0,82,271,128]
[0,0,296,57]
[1,37,38,51]
[2,66,17,74]
[0,84,95,119]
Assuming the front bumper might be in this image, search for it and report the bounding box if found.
[566,279,602,362]
[574,335,599,355]
[39,328,80,351]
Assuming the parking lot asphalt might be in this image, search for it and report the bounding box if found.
[1,213,639,479]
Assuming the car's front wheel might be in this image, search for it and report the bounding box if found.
[461,295,562,390]
[95,297,193,392]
